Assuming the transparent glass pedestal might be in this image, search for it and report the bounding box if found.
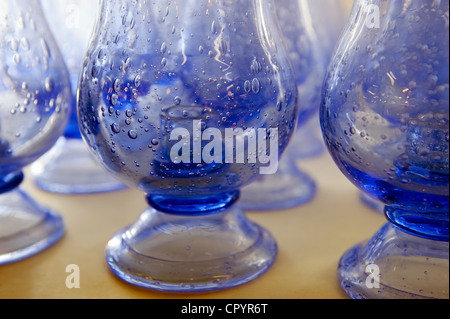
[239,153,316,211]
[0,173,64,265]
[287,117,325,160]
[105,202,277,292]
[30,137,126,194]
[338,223,449,299]
[239,116,322,212]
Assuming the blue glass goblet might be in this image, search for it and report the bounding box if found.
[321,0,449,298]
[77,0,299,292]
[239,0,347,211]
[29,0,126,194]
[0,0,71,264]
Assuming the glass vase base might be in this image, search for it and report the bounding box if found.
[338,223,449,299]
[239,164,316,211]
[30,137,126,194]
[0,188,64,265]
[105,206,277,292]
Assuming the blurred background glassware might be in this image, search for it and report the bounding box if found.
[29,0,126,194]
[360,191,384,213]
[321,0,449,298]
[77,0,299,292]
[0,0,71,264]
[239,0,348,211]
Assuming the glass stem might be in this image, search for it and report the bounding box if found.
[385,206,449,242]
[145,191,240,216]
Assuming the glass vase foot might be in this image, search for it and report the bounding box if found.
[105,205,277,292]
[0,186,64,265]
[338,223,449,299]
[30,137,126,194]
[239,155,316,211]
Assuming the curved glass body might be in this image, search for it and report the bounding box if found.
[279,0,346,126]
[0,0,70,264]
[239,0,347,211]
[41,0,98,139]
[78,0,298,291]
[30,0,125,194]
[0,0,71,174]
[321,0,449,298]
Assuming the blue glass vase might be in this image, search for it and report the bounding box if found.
[77,0,299,292]
[0,0,70,264]
[28,0,126,194]
[239,0,347,211]
[321,0,449,298]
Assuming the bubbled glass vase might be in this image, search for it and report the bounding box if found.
[29,0,126,194]
[0,0,70,264]
[77,0,299,292]
[239,0,348,211]
[321,0,449,298]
